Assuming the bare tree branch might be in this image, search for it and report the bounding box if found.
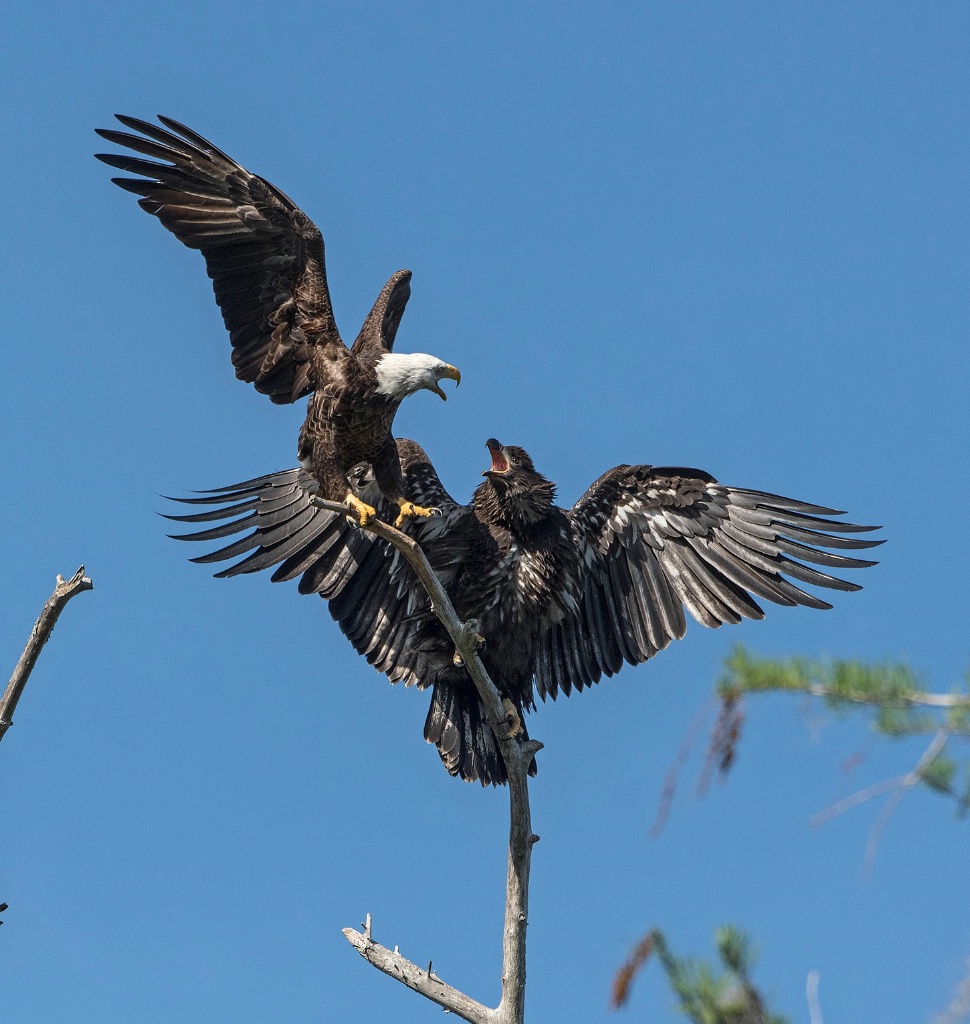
[931,956,970,1024]
[808,727,952,872]
[310,500,509,728]
[342,921,493,1024]
[311,499,541,1024]
[806,970,824,1024]
[862,728,951,874]
[649,696,716,838]
[810,773,913,828]
[1,566,93,744]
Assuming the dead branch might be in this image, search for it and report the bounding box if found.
[809,727,952,873]
[810,774,913,828]
[342,921,493,1023]
[1,566,93,744]
[649,696,715,838]
[610,930,659,1009]
[862,728,951,874]
[807,970,824,1024]
[311,498,541,1024]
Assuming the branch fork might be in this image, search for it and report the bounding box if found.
[310,498,540,1024]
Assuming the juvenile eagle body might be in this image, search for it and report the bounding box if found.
[96,115,459,525]
[169,439,881,786]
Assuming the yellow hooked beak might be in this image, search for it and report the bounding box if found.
[433,364,461,400]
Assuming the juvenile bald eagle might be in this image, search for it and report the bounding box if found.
[168,439,881,785]
[96,115,460,526]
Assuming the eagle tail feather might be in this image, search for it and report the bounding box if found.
[423,681,536,787]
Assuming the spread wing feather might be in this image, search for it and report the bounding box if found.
[96,115,342,404]
[534,465,881,700]
[164,441,465,692]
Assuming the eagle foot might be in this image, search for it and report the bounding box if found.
[394,501,441,528]
[498,698,523,740]
[453,619,485,666]
[451,632,485,667]
[344,493,377,527]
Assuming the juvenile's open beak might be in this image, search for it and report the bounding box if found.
[433,364,461,401]
[484,438,509,476]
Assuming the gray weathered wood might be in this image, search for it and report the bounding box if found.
[1,567,93,744]
[311,498,539,1024]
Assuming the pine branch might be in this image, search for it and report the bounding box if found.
[611,925,789,1022]
[713,646,969,866]
[310,498,541,1024]
[655,646,969,866]
[1,567,93,744]
[720,646,970,721]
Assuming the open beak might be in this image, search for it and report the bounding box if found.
[483,438,509,476]
[432,364,461,401]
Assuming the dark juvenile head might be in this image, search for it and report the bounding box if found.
[474,439,556,529]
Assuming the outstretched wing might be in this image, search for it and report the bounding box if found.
[164,440,465,688]
[96,115,342,404]
[535,465,882,700]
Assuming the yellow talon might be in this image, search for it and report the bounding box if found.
[394,500,440,528]
[344,493,377,527]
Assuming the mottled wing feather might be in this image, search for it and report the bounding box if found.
[535,465,882,700]
[96,114,342,404]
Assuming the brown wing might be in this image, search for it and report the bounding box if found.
[534,465,882,699]
[96,115,343,404]
[351,269,413,357]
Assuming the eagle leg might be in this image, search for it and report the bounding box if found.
[497,698,523,740]
[394,499,442,528]
[344,492,377,527]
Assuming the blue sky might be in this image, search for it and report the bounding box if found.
[3,3,968,1021]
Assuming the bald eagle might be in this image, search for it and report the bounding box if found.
[96,115,460,526]
[167,439,881,785]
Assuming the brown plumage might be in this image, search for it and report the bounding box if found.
[167,438,882,786]
[95,114,459,525]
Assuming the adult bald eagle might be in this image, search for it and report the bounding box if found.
[96,115,460,526]
[167,439,881,785]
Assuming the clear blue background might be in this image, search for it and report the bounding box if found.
[4,3,968,1021]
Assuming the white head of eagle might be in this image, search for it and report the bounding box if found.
[375,353,462,402]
